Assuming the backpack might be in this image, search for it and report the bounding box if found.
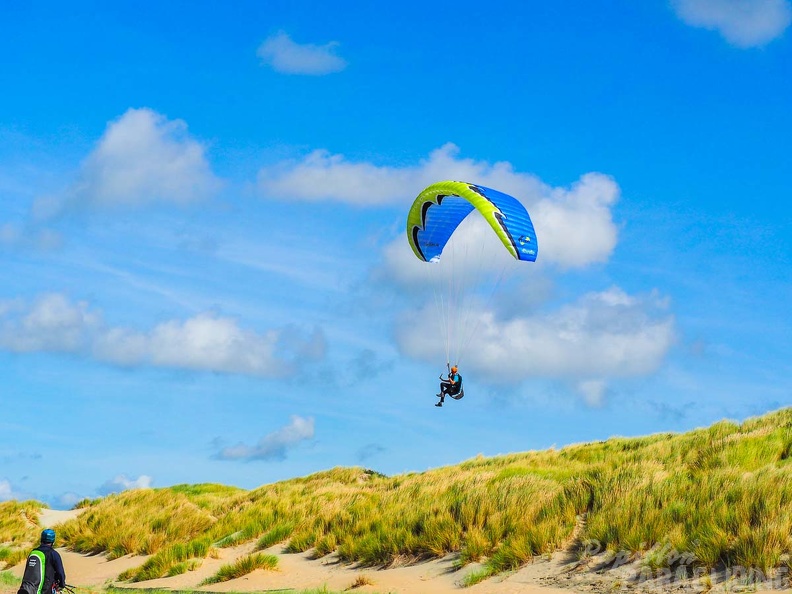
[18,549,47,594]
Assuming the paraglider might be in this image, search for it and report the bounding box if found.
[436,365,463,407]
[406,181,538,405]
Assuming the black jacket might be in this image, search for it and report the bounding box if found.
[17,544,65,594]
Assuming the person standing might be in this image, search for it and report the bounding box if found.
[18,529,66,594]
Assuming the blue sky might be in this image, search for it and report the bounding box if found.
[1,0,791,508]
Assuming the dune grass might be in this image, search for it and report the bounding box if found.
[0,570,17,586]
[255,522,295,551]
[117,538,216,581]
[199,553,278,585]
[348,574,375,589]
[0,500,47,569]
[0,546,29,570]
[3,408,792,585]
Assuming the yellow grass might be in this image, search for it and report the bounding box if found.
[2,408,791,584]
[0,500,46,569]
[199,552,278,584]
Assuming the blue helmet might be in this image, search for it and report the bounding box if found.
[41,529,56,544]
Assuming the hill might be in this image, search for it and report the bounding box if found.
[2,408,791,592]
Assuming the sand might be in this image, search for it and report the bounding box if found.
[5,506,573,593]
[9,542,792,594]
[37,509,83,530]
[6,535,574,594]
[71,546,571,594]
[113,542,573,594]
[7,507,788,594]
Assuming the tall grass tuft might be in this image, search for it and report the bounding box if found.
[255,522,295,550]
[119,537,213,582]
[0,570,19,586]
[200,553,278,584]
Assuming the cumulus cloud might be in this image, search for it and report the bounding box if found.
[98,474,152,496]
[0,294,325,377]
[215,415,315,461]
[258,32,347,75]
[0,294,101,353]
[261,144,619,270]
[576,379,608,407]
[0,479,15,501]
[40,108,220,217]
[55,492,84,509]
[95,315,323,377]
[3,109,220,251]
[259,143,545,206]
[395,287,675,385]
[671,0,791,47]
[532,173,619,268]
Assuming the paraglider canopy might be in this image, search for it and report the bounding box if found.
[405,180,539,376]
[407,181,538,264]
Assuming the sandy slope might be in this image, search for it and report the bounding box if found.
[92,544,578,594]
[10,543,791,594]
[37,509,83,530]
[7,539,573,594]
[15,506,786,594]
[8,507,574,593]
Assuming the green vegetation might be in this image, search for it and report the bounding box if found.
[117,538,215,581]
[0,547,27,571]
[200,553,278,585]
[255,522,295,551]
[0,500,46,569]
[2,408,792,585]
[0,570,18,587]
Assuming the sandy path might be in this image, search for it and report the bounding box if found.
[6,550,146,588]
[112,544,575,594]
[6,506,578,593]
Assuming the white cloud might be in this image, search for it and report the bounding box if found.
[577,379,608,407]
[532,173,619,268]
[98,474,153,496]
[4,109,219,251]
[0,294,325,377]
[0,294,101,353]
[55,492,83,509]
[96,315,325,377]
[63,108,221,211]
[261,144,619,270]
[671,0,791,47]
[257,32,347,75]
[0,479,15,501]
[259,143,545,206]
[216,415,315,461]
[395,287,675,384]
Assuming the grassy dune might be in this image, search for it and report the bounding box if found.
[0,500,48,569]
[3,409,792,585]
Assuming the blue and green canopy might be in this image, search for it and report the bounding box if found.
[406,181,538,263]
